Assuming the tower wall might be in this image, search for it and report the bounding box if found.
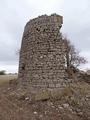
[18,14,67,88]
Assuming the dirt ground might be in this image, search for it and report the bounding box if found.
[0,77,90,120]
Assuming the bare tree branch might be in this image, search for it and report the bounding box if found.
[62,35,87,69]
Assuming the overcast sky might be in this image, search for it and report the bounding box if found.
[0,0,90,73]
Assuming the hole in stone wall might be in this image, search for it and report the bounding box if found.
[21,63,25,70]
[53,39,56,42]
[43,29,45,32]
[36,28,40,32]
[37,42,39,44]
[43,28,49,32]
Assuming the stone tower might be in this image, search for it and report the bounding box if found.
[18,14,67,88]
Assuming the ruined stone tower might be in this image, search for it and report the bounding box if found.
[18,14,67,88]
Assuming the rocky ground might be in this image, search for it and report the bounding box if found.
[0,80,90,120]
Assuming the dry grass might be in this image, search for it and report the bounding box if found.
[33,82,90,102]
[0,75,17,85]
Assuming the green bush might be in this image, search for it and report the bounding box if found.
[0,70,6,75]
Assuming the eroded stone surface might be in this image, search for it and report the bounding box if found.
[18,14,67,87]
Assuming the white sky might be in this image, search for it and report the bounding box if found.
[0,0,90,73]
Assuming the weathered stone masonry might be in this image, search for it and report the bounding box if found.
[18,14,67,88]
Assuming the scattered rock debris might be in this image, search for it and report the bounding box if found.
[0,81,90,120]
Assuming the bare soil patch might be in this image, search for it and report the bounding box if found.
[0,80,90,120]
